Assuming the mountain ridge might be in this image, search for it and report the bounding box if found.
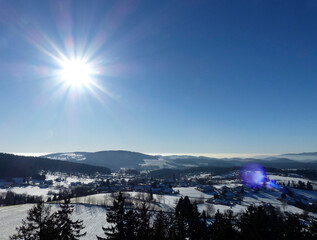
[0,153,111,178]
[42,150,317,170]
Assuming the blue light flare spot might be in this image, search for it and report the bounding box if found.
[241,163,267,189]
[267,180,279,189]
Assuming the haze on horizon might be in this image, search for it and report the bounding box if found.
[1,0,317,155]
[10,151,280,159]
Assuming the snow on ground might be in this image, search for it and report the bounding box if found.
[71,193,112,206]
[243,189,281,205]
[46,173,95,185]
[0,186,59,199]
[213,183,242,189]
[0,204,109,240]
[267,174,316,184]
[1,186,314,239]
[292,188,317,199]
[140,158,176,169]
[45,153,86,161]
[70,192,178,212]
[198,203,248,215]
[173,187,214,199]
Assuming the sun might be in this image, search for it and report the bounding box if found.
[60,58,93,86]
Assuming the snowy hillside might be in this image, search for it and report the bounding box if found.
[0,204,109,240]
[1,185,317,239]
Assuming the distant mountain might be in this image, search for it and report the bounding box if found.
[168,156,317,169]
[0,153,111,178]
[279,152,317,161]
[42,150,317,170]
[43,150,158,170]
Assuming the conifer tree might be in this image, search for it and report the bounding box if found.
[210,210,240,240]
[151,211,170,240]
[172,196,203,240]
[239,205,282,240]
[54,198,86,240]
[10,201,58,240]
[124,209,138,240]
[136,202,151,240]
[171,197,186,240]
[97,191,134,240]
[306,181,313,191]
[282,212,305,240]
[308,220,317,240]
[188,203,205,240]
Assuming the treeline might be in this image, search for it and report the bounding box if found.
[0,186,96,207]
[10,193,317,239]
[281,180,314,191]
[0,153,111,178]
[148,167,239,179]
[0,191,43,206]
[97,192,317,240]
[288,169,317,181]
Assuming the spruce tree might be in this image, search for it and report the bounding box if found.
[306,181,313,191]
[210,210,240,240]
[54,198,86,240]
[135,202,151,240]
[239,205,282,240]
[97,191,130,240]
[124,209,138,240]
[308,220,317,240]
[171,197,186,240]
[188,203,205,240]
[151,211,170,240]
[172,196,203,240]
[10,201,58,240]
[282,212,305,240]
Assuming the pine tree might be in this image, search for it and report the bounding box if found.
[10,201,58,240]
[136,202,151,240]
[210,210,240,240]
[306,181,313,191]
[171,197,186,240]
[308,219,317,240]
[188,203,205,240]
[282,212,305,240]
[54,198,86,240]
[124,209,138,240]
[239,205,282,240]
[97,191,129,240]
[172,196,204,240]
[151,211,170,240]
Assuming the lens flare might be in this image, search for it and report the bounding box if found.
[241,163,267,189]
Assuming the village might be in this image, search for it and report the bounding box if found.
[1,169,316,215]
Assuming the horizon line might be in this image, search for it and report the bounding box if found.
[6,151,283,158]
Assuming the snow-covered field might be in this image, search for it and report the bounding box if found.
[268,174,316,184]
[0,174,96,201]
[0,186,59,197]
[1,184,316,239]
[0,204,109,240]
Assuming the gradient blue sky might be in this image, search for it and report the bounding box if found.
[0,0,317,155]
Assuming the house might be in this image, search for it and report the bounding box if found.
[197,185,217,193]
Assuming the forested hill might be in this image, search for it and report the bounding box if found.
[43,150,158,169]
[0,153,111,178]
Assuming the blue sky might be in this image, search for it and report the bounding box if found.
[0,0,316,155]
